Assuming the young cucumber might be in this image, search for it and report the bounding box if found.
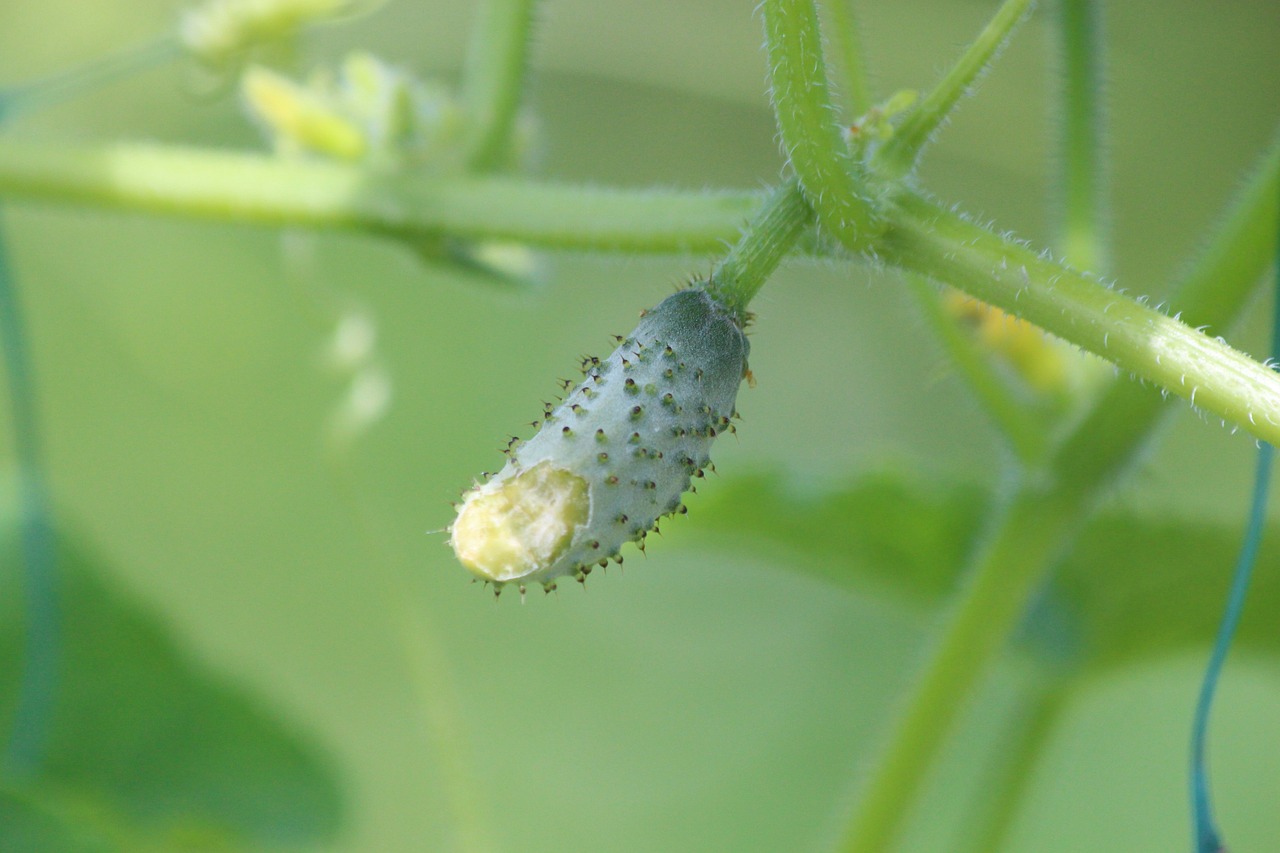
[450,287,749,595]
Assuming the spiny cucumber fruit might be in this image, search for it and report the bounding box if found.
[449,286,749,596]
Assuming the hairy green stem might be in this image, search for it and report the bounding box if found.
[761,0,880,251]
[881,190,1280,448]
[0,136,1272,445]
[0,139,761,253]
[1054,0,1108,270]
[824,0,873,115]
[707,179,812,313]
[459,0,538,171]
[905,275,1048,463]
[876,0,1036,178]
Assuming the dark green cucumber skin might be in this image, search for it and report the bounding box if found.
[487,287,749,589]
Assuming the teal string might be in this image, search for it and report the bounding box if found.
[0,216,59,777]
[0,29,184,780]
[0,36,180,124]
[1188,202,1280,853]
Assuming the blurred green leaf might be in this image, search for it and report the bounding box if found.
[688,470,990,601]
[691,471,1280,670]
[1058,510,1280,669]
[0,787,115,853]
[0,523,343,851]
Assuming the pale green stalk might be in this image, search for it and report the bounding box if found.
[922,0,1111,785]
[876,0,1036,178]
[838,483,1074,853]
[327,451,497,853]
[0,139,760,254]
[956,684,1067,853]
[761,0,880,251]
[1054,0,1107,270]
[459,0,538,171]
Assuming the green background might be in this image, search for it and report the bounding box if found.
[1,0,1278,850]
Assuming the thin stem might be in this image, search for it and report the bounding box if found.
[838,484,1075,853]
[761,0,880,251]
[0,139,762,254]
[881,190,1280,448]
[459,0,538,172]
[906,276,1047,463]
[875,0,1036,178]
[326,451,498,853]
[707,179,812,313]
[824,0,874,115]
[0,36,181,124]
[1054,0,1107,271]
[0,222,59,778]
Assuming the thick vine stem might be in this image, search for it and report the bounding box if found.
[761,0,881,252]
[880,190,1280,448]
[0,139,761,254]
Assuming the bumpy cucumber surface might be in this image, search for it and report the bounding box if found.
[450,287,749,594]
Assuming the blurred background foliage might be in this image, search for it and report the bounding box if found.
[0,0,1278,850]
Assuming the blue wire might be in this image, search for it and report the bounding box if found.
[1188,209,1280,853]
[0,31,184,780]
[0,215,60,778]
[0,36,180,124]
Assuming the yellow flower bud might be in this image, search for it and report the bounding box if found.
[241,66,367,160]
[944,291,1074,394]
